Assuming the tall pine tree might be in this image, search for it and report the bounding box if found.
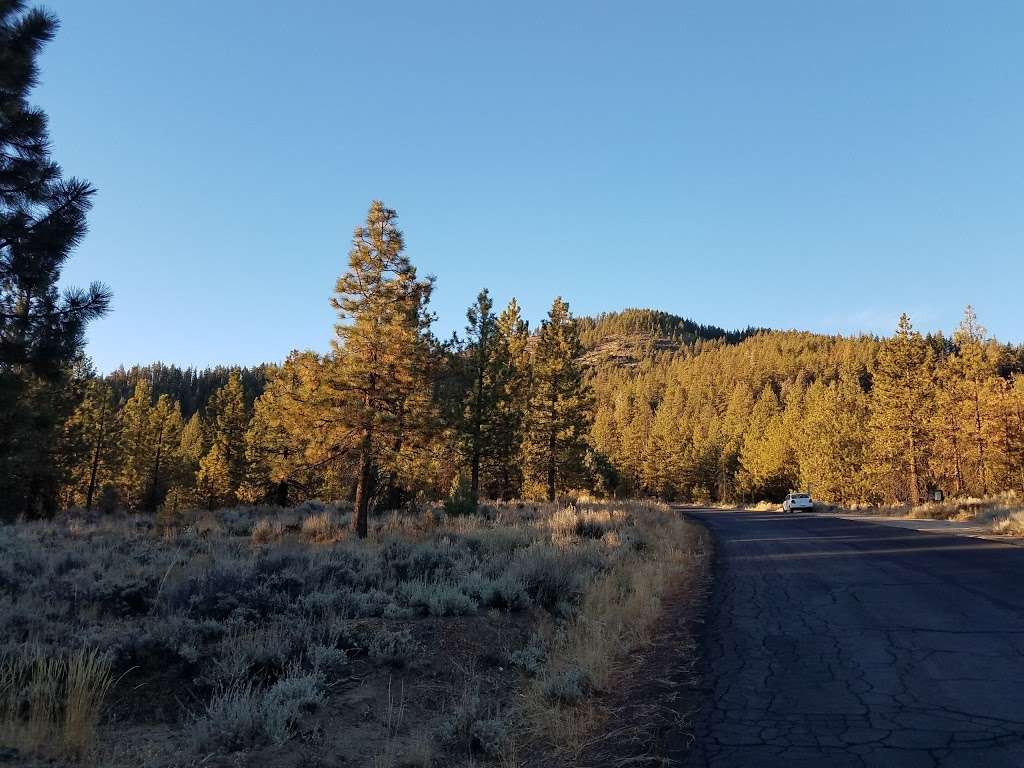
[488,298,530,498]
[329,202,434,537]
[870,314,936,505]
[524,297,591,501]
[455,289,519,507]
[145,394,183,510]
[203,369,249,500]
[0,5,110,518]
[62,377,119,510]
[117,378,154,509]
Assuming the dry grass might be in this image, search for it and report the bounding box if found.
[805,491,1024,536]
[251,517,284,544]
[300,510,344,543]
[743,500,779,512]
[0,646,115,762]
[519,502,706,758]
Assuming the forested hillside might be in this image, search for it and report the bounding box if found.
[589,313,1024,504]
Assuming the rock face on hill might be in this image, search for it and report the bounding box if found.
[575,308,764,368]
[579,333,685,368]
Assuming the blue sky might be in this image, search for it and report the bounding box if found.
[38,1,1024,372]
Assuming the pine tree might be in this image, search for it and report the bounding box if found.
[180,412,205,468]
[620,387,653,492]
[0,5,111,518]
[524,297,591,501]
[239,352,332,504]
[61,377,119,510]
[455,289,504,507]
[239,366,298,505]
[1008,376,1024,491]
[950,306,997,495]
[145,394,183,510]
[934,343,967,496]
[117,378,155,509]
[197,441,232,509]
[869,314,936,505]
[797,372,871,504]
[329,202,434,537]
[980,375,1021,493]
[204,369,249,499]
[739,384,795,501]
[488,298,530,498]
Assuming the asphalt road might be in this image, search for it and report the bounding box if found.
[681,510,1024,768]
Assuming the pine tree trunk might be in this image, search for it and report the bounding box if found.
[908,433,920,505]
[148,421,165,512]
[947,413,964,495]
[353,425,373,539]
[85,400,108,512]
[470,447,481,505]
[974,388,987,494]
[470,356,484,505]
[547,391,557,503]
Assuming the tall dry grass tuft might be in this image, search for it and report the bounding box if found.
[992,511,1024,535]
[0,646,115,762]
[251,517,284,544]
[301,511,343,543]
[63,649,115,759]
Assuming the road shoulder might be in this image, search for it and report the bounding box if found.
[821,512,1024,546]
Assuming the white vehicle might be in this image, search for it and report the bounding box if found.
[783,492,814,513]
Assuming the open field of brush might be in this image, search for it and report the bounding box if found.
[0,500,709,767]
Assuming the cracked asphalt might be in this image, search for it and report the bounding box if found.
[680,510,1024,768]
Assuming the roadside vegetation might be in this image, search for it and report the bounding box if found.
[742,491,1024,537]
[816,491,1024,535]
[0,498,708,766]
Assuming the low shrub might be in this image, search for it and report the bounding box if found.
[461,571,530,611]
[397,580,477,617]
[540,666,591,705]
[189,671,324,753]
[368,629,418,668]
[508,644,545,676]
[307,644,349,674]
[469,717,508,757]
[511,545,590,612]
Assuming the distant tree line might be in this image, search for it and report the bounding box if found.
[591,309,1024,505]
